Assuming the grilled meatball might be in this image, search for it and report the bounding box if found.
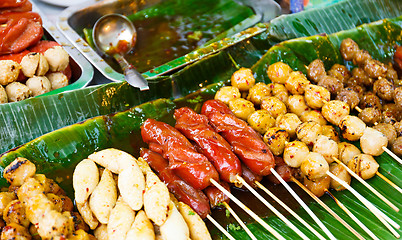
[391,137,402,156]
[384,103,402,121]
[358,107,382,126]
[268,83,289,103]
[263,127,289,156]
[228,98,255,120]
[338,142,361,165]
[394,87,402,110]
[300,110,327,126]
[5,82,31,102]
[261,96,287,119]
[313,135,338,164]
[284,71,310,95]
[46,72,69,90]
[328,64,351,83]
[373,123,397,145]
[0,85,7,104]
[304,175,330,197]
[336,88,360,109]
[247,82,270,105]
[339,115,366,141]
[317,75,343,97]
[283,141,309,168]
[340,38,360,61]
[247,110,275,134]
[360,127,388,156]
[359,92,382,110]
[26,76,51,97]
[322,100,350,126]
[300,152,329,180]
[0,60,21,85]
[267,62,292,84]
[304,85,330,109]
[286,95,310,117]
[347,154,379,180]
[321,125,340,143]
[364,59,387,79]
[394,121,402,136]
[329,163,351,191]
[20,52,49,77]
[44,46,70,72]
[307,59,326,83]
[1,223,31,240]
[296,121,323,148]
[373,78,394,101]
[3,200,30,227]
[3,157,36,186]
[215,86,241,105]
[231,67,255,91]
[351,68,373,87]
[352,49,372,66]
[275,113,302,138]
[386,63,398,82]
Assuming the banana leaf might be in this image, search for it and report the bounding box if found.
[1,14,402,239]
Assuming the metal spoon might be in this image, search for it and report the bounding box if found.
[93,13,149,91]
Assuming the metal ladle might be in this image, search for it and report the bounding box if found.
[93,14,149,91]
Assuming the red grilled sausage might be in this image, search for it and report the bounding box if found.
[201,100,275,176]
[141,118,219,190]
[174,107,242,183]
[140,148,211,219]
[204,182,230,209]
[240,164,263,188]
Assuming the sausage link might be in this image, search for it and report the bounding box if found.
[203,182,230,209]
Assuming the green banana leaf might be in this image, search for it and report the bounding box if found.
[1,14,402,239]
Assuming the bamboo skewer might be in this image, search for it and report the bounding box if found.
[236,175,309,240]
[255,181,327,240]
[327,171,400,238]
[206,215,236,240]
[325,191,380,240]
[376,172,402,194]
[332,157,399,212]
[210,179,286,240]
[270,170,337,240]
[291,177,365,240]
[223,202,257,240]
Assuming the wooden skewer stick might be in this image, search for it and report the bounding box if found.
[376,172,402,194]
[325,191,380,240]
[236,175,309,240]
[223,202,257,240]
[210,179,285,240]
[332,157,399,212]
[270,169,337,240]
[206,215,236,240]
[327,171,400,238]
[291,177,365,240]
[255,181,327,240]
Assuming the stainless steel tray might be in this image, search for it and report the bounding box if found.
[57,0,280,81]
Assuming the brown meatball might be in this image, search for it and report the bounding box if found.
[358,107,382,126]
[391,137,402,156]
[394,87,402,110]
[352,49,372,66]
[364,59,387,79]
[328,63,351,83]
[340,38,360,61]
[373,78,394,101]
[351,68,373,87]
[307,59,326,83]
[373,123,397,145]
[359,92,382,110]
[394,121,402,136]
[336,88,360,109]
[317,75,343,97]
[383,103,402,122]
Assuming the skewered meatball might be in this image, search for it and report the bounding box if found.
[26,76,52,97]
[317,75,343,96]
[46,72,69,90]
[338,142,361,165]
[228,98,255,120]
[300,152,329,180]
[283,141,309,168]
[300,110,327,126]
[267,62,292,84]
[247,110,275,134]
[391,137,402,156]
[329,163,351,191]
[1,223,31,240]
[263,127,289,156]
[394,121,402,136]
[373,78,394,101]
[44,46,70,72]
[313,135,338,164]
[336,88,360,109]
[5,82,31,102]
[231,67,255,91]
[3,157,36,186]
[358,107,382,126]
[268,83,289,103]
[275,113,302,138]
[3,200,30,227]
[286,95,310,117]
[359,92,382,110]
[304,175,330,197]
[322,100,350,126]
[328,64,351,83]
[394,87,402,110]
[364,59,387,79]
[307,59,326,83]
[352,49,372,66]
[0,60,21,86]
[296,121,323,148]
[0,85,8,104]
[214,86,241,105]
[339,115,366,141]
[261,96,287,119]
[321,125,340,143]
[304,85,330,109]
[373,123,397,145]
[340,38,359,61]
[360,127,387,156]
[247,82,270,105]
[20,52,49,77]
[284,71,310,95]
[347,154,379,180]
[351,68,373,87]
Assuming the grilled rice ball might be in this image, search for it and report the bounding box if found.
[336,88,360,109]
[228,98,255,120]
[340,38,360,61]
[304,84,330,109]
[339,115,366,141]
[338,142,361,165]
[0,85,8,104]
[373,123,397,145]
[261,96,287,119]
[231,67,255,91]
[300,152,329,180]
[286,95,311,117]
[267,62,292,84]
[296,121,323,148]
[26,76,52,97]
[263,127,289,156]
[215,86,241,105]
[322,100,350,126]
[391,137,402,156]
[300,110,327,126]
[373,78,394,101]
[360,127,388,156]
[247,82,271,105]
[0,60,21,85]
[304,175,331,197]
[5,82,31,102]
[347,154,379,180]
[275,113,302,139]
[283,141,309,168]
[329,163,351,191]
[284,71,310,95]
[307,59,326,83]
[358,107,382,126]
[247,110,275,134]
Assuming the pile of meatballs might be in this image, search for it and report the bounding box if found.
[0,41,70,104]
[307,39,402,156]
